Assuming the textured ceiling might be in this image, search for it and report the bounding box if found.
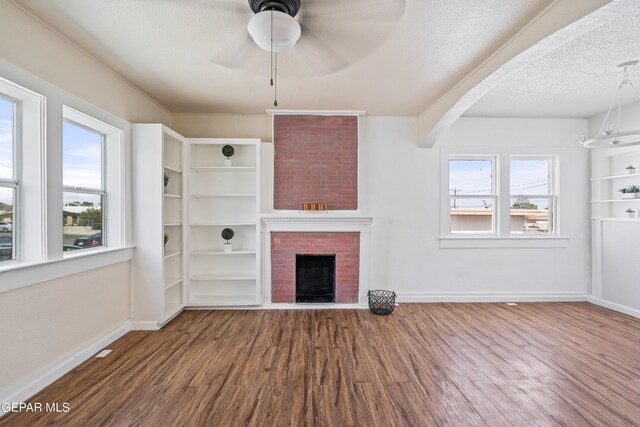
[14,0,551,115]
[465,2,640,119]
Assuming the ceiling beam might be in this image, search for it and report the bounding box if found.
[417,0,612,148]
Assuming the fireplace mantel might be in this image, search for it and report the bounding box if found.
[261,215,373,231]
[261,215,372,306]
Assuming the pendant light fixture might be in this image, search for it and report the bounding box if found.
[247,0,301,107]
[581,60,640,149]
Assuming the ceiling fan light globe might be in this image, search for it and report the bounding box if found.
[248,10,301,53]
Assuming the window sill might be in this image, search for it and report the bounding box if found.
[0,246,134,293]
[438,236,570,249]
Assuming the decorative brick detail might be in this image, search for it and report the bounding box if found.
[271,232,360,303]
[274,115,358,210]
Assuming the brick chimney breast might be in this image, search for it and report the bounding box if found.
[273,115,358,210]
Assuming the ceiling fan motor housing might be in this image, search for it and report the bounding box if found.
[249,0,300,17]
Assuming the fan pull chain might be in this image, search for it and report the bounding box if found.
[274,52,278,107]
[270,9,273,87]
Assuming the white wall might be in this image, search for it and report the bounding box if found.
[589,100,640,316]
[0,1,169,405]
[0,262,130,401]
[361,117,590,299]
[178,112,591,300]
[172,113,272,141]
[0,1,171,125]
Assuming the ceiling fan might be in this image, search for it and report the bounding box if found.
[210,0,406,75]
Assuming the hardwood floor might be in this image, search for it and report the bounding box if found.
[3,302,640,426]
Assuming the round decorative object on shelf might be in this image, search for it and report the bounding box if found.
[222,145,235,158]
[367,290,396,315]
[221,228,234,242]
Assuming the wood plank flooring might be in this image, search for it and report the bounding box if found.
[2,302,640,426]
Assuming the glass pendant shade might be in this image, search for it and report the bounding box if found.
[248,10,301,53]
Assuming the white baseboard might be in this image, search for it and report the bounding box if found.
[184,293,588,310]
[0,320,131,415]
[395,292,588,303]
[131,321,159,331]
[587,296,640,318]
[186,303,369,310]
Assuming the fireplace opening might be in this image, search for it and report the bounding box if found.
[296,254,336,303]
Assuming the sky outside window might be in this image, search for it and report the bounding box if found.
[510,159,550,209]
[0,97,14,181]
[63,120,103,204]
[449,159,492,195]
[449,159,493,208]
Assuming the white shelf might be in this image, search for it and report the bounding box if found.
[188,296,260,306]
[188,138,261,307]
[191,194,256,199]
[591,217,640,221]
[591,172,640,181]
[164,278,183,290]
[191,250,256,255]
[164,251,182,259]
[133,124,186,329]
[190,222,257,227]
[191,274,256,281]
[590,199,640,203]
[191,166,256,172]
[163,165,182,174]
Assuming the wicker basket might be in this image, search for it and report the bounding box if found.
[368,290,396,315]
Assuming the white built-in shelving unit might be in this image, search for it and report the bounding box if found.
[132,124,187,328]
[590,144,640,317]
[591,145,640,221]
[188,138,261,306]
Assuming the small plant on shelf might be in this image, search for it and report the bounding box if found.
[222,145,235,167]
[164,233,170,248]
[626,165,636,174]
[164,173,171,188]
[221,227,234,252]
[619,184,640,199]
[626,208,636,218]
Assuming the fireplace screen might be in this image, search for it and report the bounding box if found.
[296,254,336,303]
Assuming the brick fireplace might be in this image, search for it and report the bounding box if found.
[262,113,370,306]
[271,232,360,303]
[262,216,373,305]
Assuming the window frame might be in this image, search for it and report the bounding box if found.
[0,93,20,262]
[448,155,497,235]
[509,155,557,236]
[440,147,564,247]
[0,65,133,289]
[62,118,107,250]
[62,106,125,257]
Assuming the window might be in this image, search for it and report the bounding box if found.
[449,157,495,234]
[510,157,556,234]
[444,153,558,239]
[63,119,105,251]
[0,95,18,262]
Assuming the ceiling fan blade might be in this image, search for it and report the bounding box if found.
[294,11,402,76]
[299,0,405,23]
[137,0,250,16]
[210,30,260,69]
[294,29,347,75]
